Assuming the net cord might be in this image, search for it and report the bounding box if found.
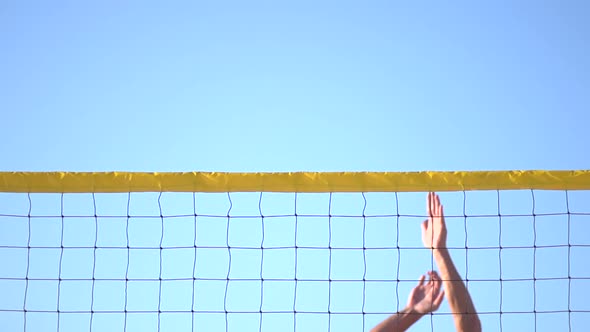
[90,193,98,331]
[566,190,572,332]
[361,193,367,332]
[293,193,298,332]
[23,193,32,332]
[258,192,264,332]
[192,192,198,332]
[531,190,537,332]
[157,193,164,332]
[497,190,503,332]
[224,193,233,332]
[394,193,400,319]
[57,194,65,331]
[124,193,131,332]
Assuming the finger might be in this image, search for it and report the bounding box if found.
[432,277,441,293]
[429,271,438,288]
[431,192,436,217]
[432,193,438,216]
[428,271,436,288]
[428,271,433,281]
[433,290,445,307]
[430,271,441,289]
[417,274,426,286]
[431,270,441,282]
[421,219,428,233]
[427,192,432,216]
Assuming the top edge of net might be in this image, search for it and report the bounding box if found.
[1,170,589,193]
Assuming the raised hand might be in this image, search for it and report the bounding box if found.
[407,271,445,314]
[421,193,482,331]
[421,192,447,250]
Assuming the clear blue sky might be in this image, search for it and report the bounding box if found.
[0,1,589,332]
[1,1,589,172]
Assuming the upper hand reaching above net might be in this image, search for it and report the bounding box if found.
[421,192,448,250]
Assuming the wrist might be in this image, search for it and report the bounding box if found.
[433,247,449,258]
[402,305,425,317]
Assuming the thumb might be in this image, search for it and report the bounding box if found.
[421,219,428,232]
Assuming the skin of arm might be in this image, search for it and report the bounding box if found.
[371,271,445,332]
[422,192,482,332]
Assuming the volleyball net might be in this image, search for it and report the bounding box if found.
[0,171,589,331]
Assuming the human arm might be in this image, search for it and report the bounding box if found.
[422,192,481,332]
[371,271,445,332]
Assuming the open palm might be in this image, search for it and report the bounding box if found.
[407,271,445,314]
[421,192,447,250]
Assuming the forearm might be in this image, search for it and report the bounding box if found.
[434,249,481,332]
[371,306,423,332]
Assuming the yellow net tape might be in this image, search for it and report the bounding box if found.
[0,170,589,193]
